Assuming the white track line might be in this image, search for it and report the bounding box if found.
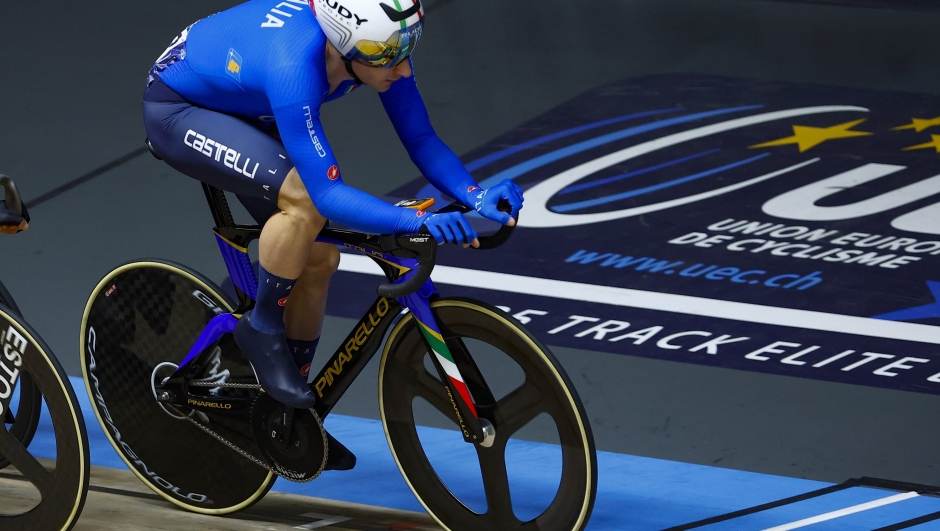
[337,254,940,345]
[759,491,919,531]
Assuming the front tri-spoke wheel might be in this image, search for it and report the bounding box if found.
[379,298,597,531]
[0,305,89,531]
[0,281,42,470]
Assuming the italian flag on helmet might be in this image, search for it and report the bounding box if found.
[310,0,424,68]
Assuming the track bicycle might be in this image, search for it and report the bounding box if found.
[80,181,597,530]
[0,175,90,531]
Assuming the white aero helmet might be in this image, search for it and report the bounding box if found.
[309,0,424,68]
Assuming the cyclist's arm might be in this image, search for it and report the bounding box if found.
[379,61,480,206]
[271,100,426,235]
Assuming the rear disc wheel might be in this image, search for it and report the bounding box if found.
[80,260,275,514]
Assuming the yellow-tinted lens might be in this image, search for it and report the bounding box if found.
[349,21,421,68]
[353,40,400,67]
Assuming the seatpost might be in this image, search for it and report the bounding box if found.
[202,183,236,229]
[201,183,262,313]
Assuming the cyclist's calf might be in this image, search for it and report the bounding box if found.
[270,168,339,341]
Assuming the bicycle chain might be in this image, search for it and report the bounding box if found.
[188,381,262,389]
[165,383,328,483]
[166,402,276,473]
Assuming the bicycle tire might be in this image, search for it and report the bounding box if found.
[379,298,597,531]
[0,279,46,472]
[80,260,275,514]
[0,303,89,531]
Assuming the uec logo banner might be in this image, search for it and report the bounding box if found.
[382,73,940,394]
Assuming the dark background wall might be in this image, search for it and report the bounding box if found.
[1,0,939,485]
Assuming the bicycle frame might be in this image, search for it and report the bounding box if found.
[168,184,491,445]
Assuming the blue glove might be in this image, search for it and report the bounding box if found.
[423,211,479,245]
[469,180,523,225]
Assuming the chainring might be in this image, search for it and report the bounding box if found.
[249,393,327,482]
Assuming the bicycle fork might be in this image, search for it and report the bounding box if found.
[403,283,497,448]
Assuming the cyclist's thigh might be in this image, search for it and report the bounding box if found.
[143,78,293,206]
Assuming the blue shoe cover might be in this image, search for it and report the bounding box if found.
[234,312,317,410]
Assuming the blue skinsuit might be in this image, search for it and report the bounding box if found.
[144,0,477,233]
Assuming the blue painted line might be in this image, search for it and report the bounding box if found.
[465,107,685,172]
[415,105,763,204]
[25,376,924,530]
[557,148,722,196]
[553,152,770,213]
[276,414,830,530]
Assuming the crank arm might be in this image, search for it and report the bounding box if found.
[155,386,253,414]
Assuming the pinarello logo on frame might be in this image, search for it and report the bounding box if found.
[327,165,340,180]
[416,210,426,217]
[278,297,289,307]
[468,186,480,193]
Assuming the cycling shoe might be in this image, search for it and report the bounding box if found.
[324,430,357,471]
[234,311,317,410]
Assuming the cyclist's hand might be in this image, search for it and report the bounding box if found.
[470,180,523,226]
[0,201,29,234]
[423,211,480,248]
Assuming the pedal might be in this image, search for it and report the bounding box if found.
[250,393,327,482]
[324,431,357,471]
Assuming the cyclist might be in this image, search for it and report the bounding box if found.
[142,0,523,468]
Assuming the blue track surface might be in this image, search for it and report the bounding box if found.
[21,377,940,530]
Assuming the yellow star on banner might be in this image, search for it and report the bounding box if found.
[893,117,940,133]
[750,119,872,152]
[903,135,940,153]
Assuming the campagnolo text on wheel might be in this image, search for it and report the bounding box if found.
[81,0,597,529]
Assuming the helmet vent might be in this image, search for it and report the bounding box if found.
[380,0,420,22]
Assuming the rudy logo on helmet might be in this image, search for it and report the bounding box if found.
[310,0,424,68]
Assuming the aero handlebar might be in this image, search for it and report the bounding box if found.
[0,176,23,217]
[376,230,438,299]
[375,200,517,298]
